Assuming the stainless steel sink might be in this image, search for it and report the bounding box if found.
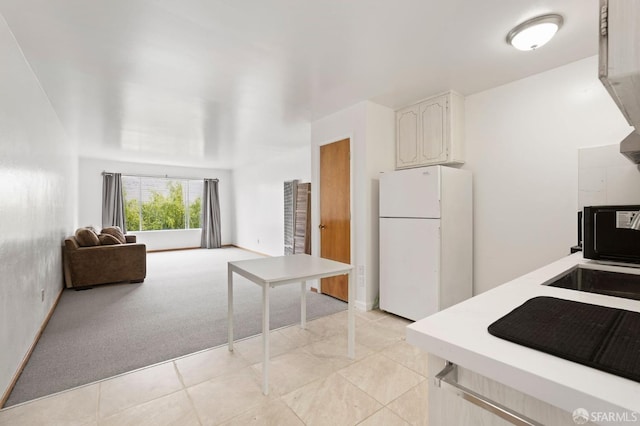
[546,266,640,301]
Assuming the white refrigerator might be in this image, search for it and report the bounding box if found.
[379,165,472,321]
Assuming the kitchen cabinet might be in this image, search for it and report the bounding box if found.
[599,0,640,129]
[395,91,465,169]
[426,355,597,426]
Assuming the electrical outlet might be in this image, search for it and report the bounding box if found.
[257,239,260,244]
[41,289,44,302]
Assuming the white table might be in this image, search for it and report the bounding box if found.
[227,254,354,395]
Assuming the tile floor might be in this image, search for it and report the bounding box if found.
[0,310,429,426]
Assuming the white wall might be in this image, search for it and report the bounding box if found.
[126,229,203,252]
[578,143,640,208]
[78,158,233,251]
[364,102,396,307]
[310,101,395,309]
[232,146,311,256]
[0,15,77,402]
[463,55,633,295]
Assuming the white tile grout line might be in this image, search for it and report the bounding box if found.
[96,381,101,424]
[172,363,204,426]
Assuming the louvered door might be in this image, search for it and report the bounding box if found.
[293,183,311,254]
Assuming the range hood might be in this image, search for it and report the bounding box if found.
[620,131,640,164]
[599,1,640,164]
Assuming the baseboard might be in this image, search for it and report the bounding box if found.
[0,286,64,408]
[355,300,370,312]
[147,244,240,253]
[229,245,271,258]
[147,245,271,256]
[146,246,200,253]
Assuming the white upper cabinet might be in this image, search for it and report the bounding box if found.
[395,91,465,169]
[599,0,640,129]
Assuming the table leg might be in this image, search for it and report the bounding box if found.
[348,270,355,359]
[301,280,307,329]
[262,284,270,395]
[228,266,234,352]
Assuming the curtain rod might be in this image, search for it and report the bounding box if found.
[102,171,218,182]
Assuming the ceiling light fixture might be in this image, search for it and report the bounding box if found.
[506,14,564,51]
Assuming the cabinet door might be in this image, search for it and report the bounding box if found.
[600,0,640,129]
[396,106,419,168]
[419,95,448,164]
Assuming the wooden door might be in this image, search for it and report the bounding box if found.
[319,138,351,301]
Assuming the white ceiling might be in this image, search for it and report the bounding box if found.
[0,0,599,169]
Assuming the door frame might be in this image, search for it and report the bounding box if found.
[313,135,355,296]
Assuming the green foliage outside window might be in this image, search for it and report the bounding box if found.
[189,197,201,228]
[124,181,202,231]
[125,196,141,231]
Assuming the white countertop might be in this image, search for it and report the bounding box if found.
[406,253,640,416]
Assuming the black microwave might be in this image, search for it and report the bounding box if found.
[583,205,640,264]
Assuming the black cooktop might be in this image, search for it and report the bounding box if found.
[546,267,640,301]
[488,296,640,383]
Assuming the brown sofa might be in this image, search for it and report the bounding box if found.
[63,234,147,288]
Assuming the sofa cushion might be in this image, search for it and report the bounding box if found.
[75,227,100,247]
[99,233,123,245]
[101,226,126,244]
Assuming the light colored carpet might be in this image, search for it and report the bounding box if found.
[6,247,346,406]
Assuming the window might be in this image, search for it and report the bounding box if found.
[122,176,203,231]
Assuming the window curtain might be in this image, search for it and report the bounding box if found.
[201,179,221,248]
[102,172,127,232]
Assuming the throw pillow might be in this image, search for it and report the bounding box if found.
[75,227,100,247]
[99,233,122,245]
[101,226,126,244]
[86,226,99,235]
